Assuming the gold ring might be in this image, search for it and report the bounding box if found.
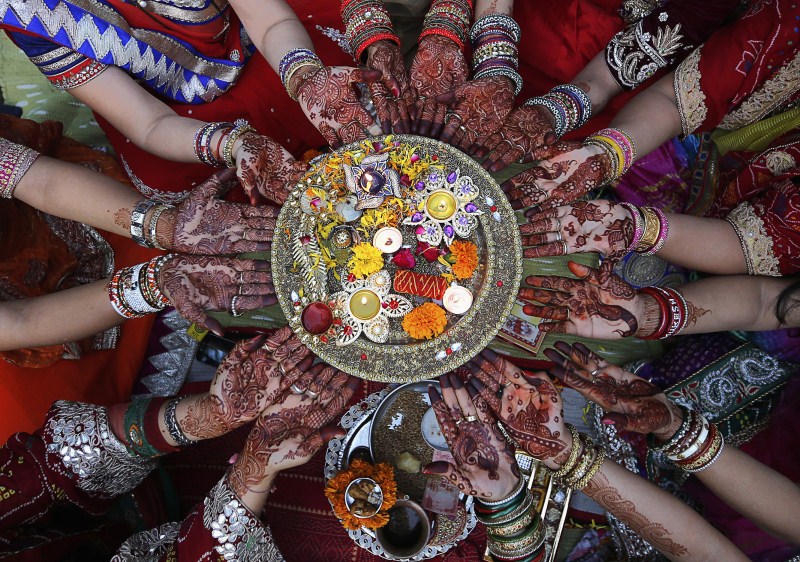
[239,271,245,284]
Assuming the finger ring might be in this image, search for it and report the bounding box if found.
[554,231,562,242]
[459,125,467,133]
[560,240,569,255]
[239,271,245,284]
[455,418,465,426]
[306,388,319,398]
[464,415,478,423]
[290,383,305,395]
[554,218,562,231]
[243,230,250,241]
[230,295,244,318]
[279,362,288,375]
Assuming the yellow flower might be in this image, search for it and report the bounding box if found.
[348,243,384,278]
[449,240,479,279]
[324,460,398,531]
[402,302,448,340]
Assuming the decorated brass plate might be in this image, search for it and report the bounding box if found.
[273,135,522,382]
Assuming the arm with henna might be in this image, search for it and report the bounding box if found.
[547,341,800,545]
[465,351,748,562]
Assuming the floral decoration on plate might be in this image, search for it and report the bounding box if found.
[273,135,522,382]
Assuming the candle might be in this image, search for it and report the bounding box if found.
[373,227,403,253]
[359,170,385,195]
[442,285,473,315]
[349,289,381,321]
[301,302,333,335]
[426,190,457,220]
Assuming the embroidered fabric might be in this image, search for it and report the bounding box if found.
[110,522,181,562]
[42,401,155,498]
[606,14,691,91]
[718,49,800,131]
[203,476,285,562]
[618,0,664,23]
[674,48,707,136]
[121,156,191,204]
[725,201,781,276]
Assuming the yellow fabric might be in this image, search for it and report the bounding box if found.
[712,105,800,155]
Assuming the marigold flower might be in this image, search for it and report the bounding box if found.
[402,302,448,340]
[448,240,478,279]
[324,460,398,531]
[348,243,384,278]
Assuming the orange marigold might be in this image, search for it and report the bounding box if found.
[324,459,398,531]
[402,302,448,340]
[449,240,478,279]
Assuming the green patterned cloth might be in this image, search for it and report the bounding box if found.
[0,34,110,149]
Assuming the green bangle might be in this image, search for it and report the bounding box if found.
[124,398,161,458]
[489,513,541,545]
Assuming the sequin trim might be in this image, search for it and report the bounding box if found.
[111,522,181,562]
[674,48,707,136]
[726,202,781,276]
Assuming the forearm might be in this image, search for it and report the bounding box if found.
[570,52,624,117]
[13,155,141,238]
[475,0,512,17]
[230,0,313,71]
[657,214,747,274]
[608,73,681,162]
[584,459,747,561]
[0,280,122,351]
[696,446,800,543]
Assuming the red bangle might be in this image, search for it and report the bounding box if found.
[144,397,178,454]
[419,28,466,51]
[355,32,401,60]
[637,287,669,340]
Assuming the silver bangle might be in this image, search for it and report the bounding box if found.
[146,204,174,251]
[474,66,523,96]
[131,199,158,248]
[164,397,193,447]
[476,474,526,508]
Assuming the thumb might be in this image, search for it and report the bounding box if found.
[601,411,631,428]
[566,260,592,280]
[320,425,346,443]
[351,68,383,84]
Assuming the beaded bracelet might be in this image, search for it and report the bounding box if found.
[552,424,581,478]
[341,0,400,60]
[124,398,163,458]
[193,122,233,167]
[470,14,523,96]
[164,396,193,447]
[108,261,170,319]
[221,120,257,168]
[140,255,172,309]
[551,84,592,129]
[476,476,526,509]
[620,203,644,254]
[145,203,174,251]
[0,138,40,199]
[420,0,474,51]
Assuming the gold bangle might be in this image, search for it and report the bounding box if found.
[222,121,256,168]
[552,424,581,478]
[572,445,605,490]
[636,206,662,253]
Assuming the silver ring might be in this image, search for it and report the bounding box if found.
[560,240,568,255]
[243,230,250,241]
[455,418,466,426]
[239,271,245,284]
[464,415,478,423]
[230,295,244,317]
[590,368,601,377]
[290,383,305,395]
[554,231,562,242]
[279,362,288,375]
[306,388,320,398]
[459,125,467,133]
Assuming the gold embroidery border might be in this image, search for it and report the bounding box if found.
[674,48,707,136]
[725,201,781,276]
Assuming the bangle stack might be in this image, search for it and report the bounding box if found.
[124,397,176,458]
[341,0,400,61]
[221,119,256,168]
[523,83,591,138]
[631,205,669,255]
[583,127,636,183]
[470,14,523,97]
[0,138,40,199]
[130,199,175,249]
[193,121,234,167]
[108,256,172,319]
[636,286,689,339]
[279,49,325,101]
[164,396,194,447]
[651,408,725,473]
[419,0,474,52]
[552,424,606,491]
[476,479,545,562]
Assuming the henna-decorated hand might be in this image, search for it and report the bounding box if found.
[423,372,520,501]
[235,132,308,206]
[479,104,557,171]
[228,364,360,494]
[366,41,414,134]
[545,341,683,440]
[465,350,571,470]
[520,200,634,261]
[157,255,276,336]
[295,65,383,149]
[437,76,516,156]
[160,168,279,255]
[409,36,468,138]
[500,142,612,211]
[178,328,313,440]
[519,261,642,339]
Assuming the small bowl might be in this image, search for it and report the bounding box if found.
[375,499,433,558]
[345,477,384,519]
[421,407,448,451]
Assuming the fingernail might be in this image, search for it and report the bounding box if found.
[449,372,464,389]
[522,374,544,386]
[499,181,511,192]
[542,348,564,364]
[465,380,479,398]
[524,206,541,218]
[550,365,567,381]
[254,261,271,271]
[574,342,592,355]
[481,349,499,362]
[553,341,573,356]
[244,335,267,352]
[439,374,451,389]
[422,461,450,475]
[602,418,615,425]
[256,242,271,252]
[471,377,487,391]
[465,361,481,374]
[511,200,524,211]
[346,377,361,391]
[297,356,314,371]
[427,385,442,403]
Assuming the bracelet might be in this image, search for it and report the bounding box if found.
[551,84,592,129]
[479,490,534,527]
[193,122,233,167]
[470,13,521,43]
[108,262,169,319]
[636,287,670,339]
[476,476,526,509]
[649,405,691,452]
[585,127,636,181]
[488,515,543,556]
[420,0,474,51]
[647,207,669,255]
[342,1,400,60]
[668,415,710,461]
[571,445,605,490]
[551,424,581,478]
[524,96,566,138]
[130,199,158,248]
[141,255,173,309]
[124,398,163,458]
[620,203,644,254]
[680,428,724,473]
[164,396,193,447]
[146,203,174,251]
[474,66,523,96]
[486,505,537,537]
[0,138,40,199]
[221,120,257,168]
[279,49,325,100]
[636,206,663,253]
[143,397,178,454]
